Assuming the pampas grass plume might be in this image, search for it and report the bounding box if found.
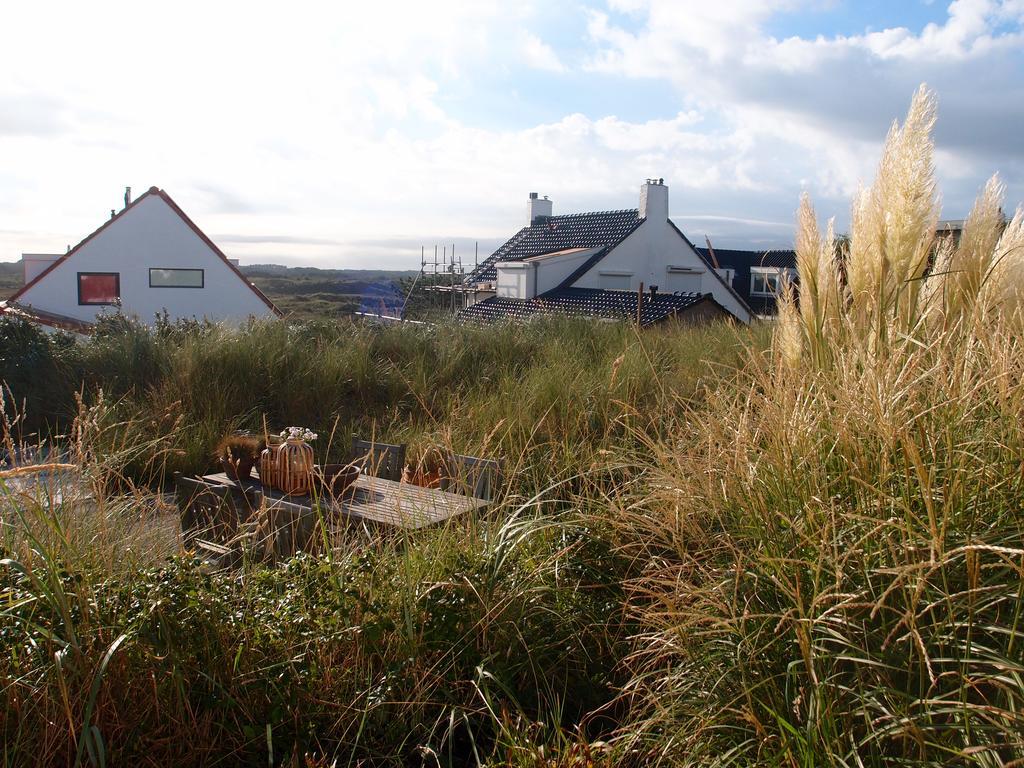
[981,205,1024,321]
[845,85,940,336]
[796,193,823,336]
[775,277,803,369]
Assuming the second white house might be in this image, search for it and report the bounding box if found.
[458,180,754,326]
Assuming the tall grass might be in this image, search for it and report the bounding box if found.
[1,314,759,497]
[1,314,758,765]
[615,86,1024,765]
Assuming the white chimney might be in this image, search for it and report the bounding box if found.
[527,192,553,225]
[639,178,668,221]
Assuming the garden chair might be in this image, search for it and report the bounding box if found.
[350,438,406,482]
[174,474,260,567]
[250,496,319,563]
[439,453,503,501]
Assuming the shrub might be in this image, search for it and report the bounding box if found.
[0,317,78,435]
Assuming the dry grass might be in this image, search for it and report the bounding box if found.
[613,85,1024,766]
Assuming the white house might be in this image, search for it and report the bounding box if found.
[458,180,753,326]
[4,187,280,331]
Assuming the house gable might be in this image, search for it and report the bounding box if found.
[570,214,753,323]
[11,188,281,325]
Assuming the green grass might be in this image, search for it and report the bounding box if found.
[2,302,1022,765]
[2,492,628,765]
[1,313,757,492]
[1,313,758,766]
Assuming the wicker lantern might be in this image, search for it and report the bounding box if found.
[276,438,315,495]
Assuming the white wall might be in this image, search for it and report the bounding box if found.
[572,216,751,322]
[15,194,276,325]
[495,262,535,299]
[532,248,598,295]
[496,248,600,299]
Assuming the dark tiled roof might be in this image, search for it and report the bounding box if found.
[697,247,797,315]
[457,287,718,328]
[467,210,642,283]
[699,248,796,270]
[0,302,94,334]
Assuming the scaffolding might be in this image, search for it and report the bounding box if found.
[406,242,480,315]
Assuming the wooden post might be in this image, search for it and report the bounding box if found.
[705,235,721,268]
[637,281,644,326]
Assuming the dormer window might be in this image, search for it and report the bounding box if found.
[750,267,796,296]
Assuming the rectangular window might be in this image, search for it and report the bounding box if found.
[77,272,120,305]
[599,273,632,290]
[750,268,795,296]
[149,268,204,288]
[751,272,777,296]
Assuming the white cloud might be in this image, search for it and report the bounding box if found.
[585,0,1024,224]
[0,0,1021,267]
[759,0,1024,65]
[522,33,568,72]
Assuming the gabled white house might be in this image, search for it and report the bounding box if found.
[4,187,281,331]
[458,180,753,326]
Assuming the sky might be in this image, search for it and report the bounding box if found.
[2,0,1022,270]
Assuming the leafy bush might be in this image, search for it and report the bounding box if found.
[0,317,78,435]
[1,498,631,765]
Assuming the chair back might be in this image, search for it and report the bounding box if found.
[175,474,259,545]
[252,497,317,563]
[440,453,502,501]
[350,439,407,482]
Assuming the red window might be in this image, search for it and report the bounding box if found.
[78,272,120,305]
